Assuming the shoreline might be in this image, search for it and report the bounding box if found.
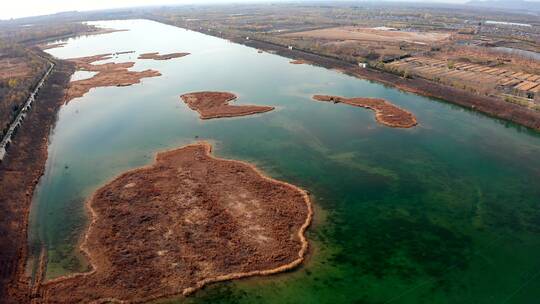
[40,142,313,303]
[30,28,128,49]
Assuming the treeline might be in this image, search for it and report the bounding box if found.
[0,22,96,44]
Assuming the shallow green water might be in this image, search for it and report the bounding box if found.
[29,19,540,303]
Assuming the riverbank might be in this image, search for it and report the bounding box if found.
[29,28,128,49]
[0,57,75,303]
[39,142,312,303]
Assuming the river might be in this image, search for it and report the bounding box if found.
[29,19,540,304]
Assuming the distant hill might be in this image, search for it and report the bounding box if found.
[467,0,540,12]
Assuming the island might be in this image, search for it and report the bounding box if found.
[312,95,418,128]
[39,42,67,50]
[138,52,190,60]
[40,142,312,303]
[181,91,275,119]
[65,53,162,103]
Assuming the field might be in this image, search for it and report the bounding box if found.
[386,56,540,104]
[283,27,451,44]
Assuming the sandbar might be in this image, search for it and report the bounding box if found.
[313,95,418,128]
[181,91,274,119]
[138,52,190,60]
[40,142,312,303]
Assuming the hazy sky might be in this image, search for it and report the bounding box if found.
[0,0,511,20]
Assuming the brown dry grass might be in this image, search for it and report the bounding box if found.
[313,95,418,128]
[65,54,161,103]
[0,57,32,80]
[138,52,190,61]
[40,142,312,303]
[181,91,274,119]
[283,27,450,44]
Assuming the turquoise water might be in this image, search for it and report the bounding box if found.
[30,19,540,303]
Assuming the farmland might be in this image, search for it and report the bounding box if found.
[385,56,540,107]
[282,26,451,44]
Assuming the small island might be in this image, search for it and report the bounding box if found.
[181,91,274,119]
[138,52,190,60]
[41,143,312,303]
[65,53,161,103]
[312,95,418,128]
[39,42,67,50]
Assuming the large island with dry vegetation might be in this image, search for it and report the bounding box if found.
[38,143,312,303]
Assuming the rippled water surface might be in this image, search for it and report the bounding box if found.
[29,19,540,304]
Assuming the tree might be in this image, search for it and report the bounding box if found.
[8,78,18,88]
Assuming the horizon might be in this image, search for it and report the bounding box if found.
[2,0,539,21]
